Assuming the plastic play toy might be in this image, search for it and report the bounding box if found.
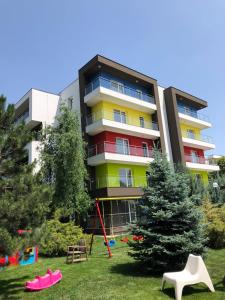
[120,237,129,243]
[104,239,116,247]
[0,247,38,270]
[25,269,62,291]
[132,235,143,241]
[20,246,38,266]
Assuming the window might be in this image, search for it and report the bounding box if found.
[142,143,148,157]
[136,89,143,99]
[139,116,145,128]
[119,169,133,187]
[191,150,199,163]
[68,97,73,110]
[116,138,129,155]
[184,106,190,115]
[110,80,124,93]
[113,109,127,124]
[187,129,195,139]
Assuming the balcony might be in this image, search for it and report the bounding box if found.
[185,154,220,172]
[178,105,211,129]
[87,142,154,166]
[181,130,215,150]
[15,110,29,125]
[92,176,147,189]
[86,110,160,139]
[84,77,157,113]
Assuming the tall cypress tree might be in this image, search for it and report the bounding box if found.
[40,105,91,223]
[0,95,50,254]
[129,151,207,273]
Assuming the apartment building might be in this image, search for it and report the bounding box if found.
[14,55,219,234]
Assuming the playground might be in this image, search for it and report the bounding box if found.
[0,237,225,300]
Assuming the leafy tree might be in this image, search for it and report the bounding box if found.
[188,172,206,206]
[129,151,207,273]
[40,105,91,223]
[217,156,225,176]
[208,174,225,205]
[202,199,225,248]
[0,95,51,255]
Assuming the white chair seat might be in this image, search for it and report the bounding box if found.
[161,254,215,300]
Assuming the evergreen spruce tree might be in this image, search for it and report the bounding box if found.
[40,105,91,223]
[129,151,207,273]
[0,95,50,254]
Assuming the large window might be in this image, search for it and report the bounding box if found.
[119,169,133,187]
[142,143,148,157]
[113,109,127,124]
[136,89,143,100]
[110,80,124,94]
[191,150,198,163]
[187,129,195,139]
[139,116,145,128]
[116,138,129,155]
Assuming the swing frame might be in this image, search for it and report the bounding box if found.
[95,196,141,258]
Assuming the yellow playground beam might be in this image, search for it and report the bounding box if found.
[96,196,142,201]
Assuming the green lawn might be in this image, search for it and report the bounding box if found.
[0,237,225,300]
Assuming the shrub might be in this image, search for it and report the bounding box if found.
[39,220,90,256]
[202,199,225,248]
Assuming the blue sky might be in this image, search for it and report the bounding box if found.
[0,0,224,154]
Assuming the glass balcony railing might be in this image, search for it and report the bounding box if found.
[85,76,155,104]
[15,110,29,125]
[178,105,210,122]
[88,141,153,159]
[181,130,214,144]
[185,155,216,165]
[90,176,148,189]
[86,110,159,131]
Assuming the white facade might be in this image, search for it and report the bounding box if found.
[157,86,173,162]
[59,79,81,115]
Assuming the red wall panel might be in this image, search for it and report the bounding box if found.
[90,131,155,156]
[92,131,154,148]
[184,146,205,158]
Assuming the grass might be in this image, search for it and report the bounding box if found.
[0,237,225,300]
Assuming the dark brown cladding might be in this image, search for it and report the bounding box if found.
[78,54,166,152]
[164,87,208,165]
[92,187,144,198]
[170,87,208,109]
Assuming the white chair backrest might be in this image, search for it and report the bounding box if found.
[184,254,201,274]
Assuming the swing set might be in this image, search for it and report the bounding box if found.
[90,196,141,258]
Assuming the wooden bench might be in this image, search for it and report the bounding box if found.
[66,239,88,264]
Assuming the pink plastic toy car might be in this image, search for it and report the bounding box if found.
[25,269,62,291]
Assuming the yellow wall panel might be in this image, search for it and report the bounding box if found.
[92,101,153,128]
[180,123,201,139]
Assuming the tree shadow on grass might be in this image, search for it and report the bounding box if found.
[0,275,29,300]
[162,281,225,299]
[110,261,161,278]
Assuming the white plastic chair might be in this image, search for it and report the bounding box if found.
[161,254,215,300]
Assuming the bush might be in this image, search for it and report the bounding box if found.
[39,220,90,256]
[202,199,225,248]
[0,228,17,256]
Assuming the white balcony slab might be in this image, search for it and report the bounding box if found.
[186,162,220,172]
[84,86,157,113]
[182,137,215,150]
[87,152,154,166]
[178,112,212,129]
[86,119,160,139]
[15,88,59,129]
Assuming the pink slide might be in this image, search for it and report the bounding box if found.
[25,269,62,291]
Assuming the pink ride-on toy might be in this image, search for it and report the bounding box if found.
[25,269,62,291]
